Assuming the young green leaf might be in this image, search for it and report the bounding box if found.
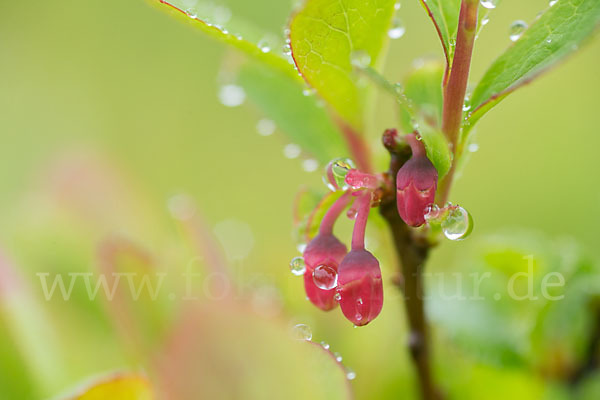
[419,0,461,66]
[419,123,452,179]
[468,0,600,131]
[398,60,451,177]
[153,0,300,81]
[420,1,502,72]
[237,62,350,164]
[401,60,445,131]
[289,0,397,130]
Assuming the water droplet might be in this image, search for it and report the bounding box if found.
[388,18,405,39]
[184,8,197,19]
[346,368,357,380]
[320,341,330,349]
[297,243,307,253]
[394,1,401,10]
[312,265,338,290]
[291,323,312,341]
[334,352,343,362]
[509,20,528,41]
[302,159,319,172]
[423,204,440,223]
[289,256,306,276]
[350,50,371,68]
[283,44,292,55]
[546,38,552,44]
[480,0,498,9]
[324,158,355,190]
[218,84,246,107]
[302,88,315,96]
[354,312,363,322]
[357,297,363,305]
[441,206,474,241]
[334,292,342,302]
[258,39,271,53]
[256,118,276,136]
[549,0,558,6]
[481,15,490,26]
[346,207,357,220]
[283,143,301,159]
[468,143,480,152]
[463,103,471,112]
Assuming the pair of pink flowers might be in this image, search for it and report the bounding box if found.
[301,132,438,326]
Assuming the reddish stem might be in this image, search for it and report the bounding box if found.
[438,0,479,205]
[319,192,352,235]
[337,120,374,173]
[351,192,372,250]
[406,133,426,158]
[442,0,478,150]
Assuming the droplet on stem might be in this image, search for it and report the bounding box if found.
[441,206,474,241]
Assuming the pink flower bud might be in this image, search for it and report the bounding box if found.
[396,135,438,227]
[303,233,347,311]
[336,249,383,326]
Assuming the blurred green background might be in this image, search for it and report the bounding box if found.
[1,0,600,399]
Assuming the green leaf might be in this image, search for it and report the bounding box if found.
[289,0,397,129]
[400,60,445,131]
[237,62,350,164]
[420,123,452,178]
[468,0,600,131]
[398,60,451,177]
[419,0,461,65]
[153,0,300,82]
[419,1,503,69]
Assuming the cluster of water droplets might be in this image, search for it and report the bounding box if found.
[322,158,356,191]
[183,1,232,25]
[424,204,473,241]
[387,2,405,40]
[290,324,357,380]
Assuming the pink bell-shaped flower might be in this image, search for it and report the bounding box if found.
[302,193,351,311]
[396,134,438,227]
[336,192,383,326]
